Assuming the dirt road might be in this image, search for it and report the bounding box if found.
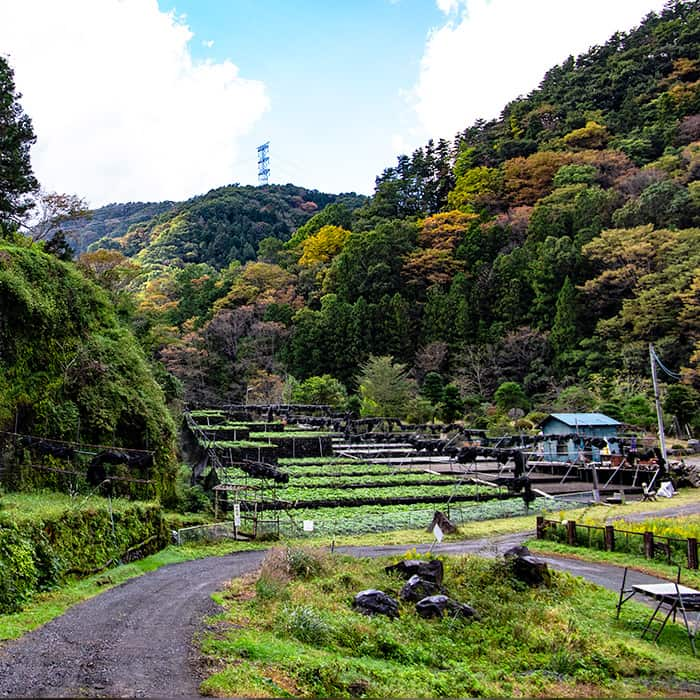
[0,501,696,698]
[0,550,266,698]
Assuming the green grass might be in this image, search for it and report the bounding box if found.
[0,491,152,523]
[547,489,700,522]
[198,547,700,697]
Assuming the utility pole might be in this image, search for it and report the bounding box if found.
[257,142,270,185]
[649,343,668,462]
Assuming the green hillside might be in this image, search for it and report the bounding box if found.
[121,0,699,430]
[62,201,176,255]
[1,0,699,449]
[69,184,367,269]
[0,238,177,500]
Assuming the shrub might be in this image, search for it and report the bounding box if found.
[0,525,38,613]
[286,546,327,580]
[279,604,332,645]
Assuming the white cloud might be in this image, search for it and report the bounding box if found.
[0,0,269,206]
[411,0,668,142]
[435,0,462,14]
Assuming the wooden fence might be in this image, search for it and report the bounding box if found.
[536,516,699,570]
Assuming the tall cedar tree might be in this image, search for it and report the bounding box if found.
[0,56,37,231]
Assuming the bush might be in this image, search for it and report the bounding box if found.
[286,546,327,580]
[279,605,332,645]
[0,497,167,612]
[0,525,38,613]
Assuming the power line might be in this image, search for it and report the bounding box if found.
[650,345,681,380]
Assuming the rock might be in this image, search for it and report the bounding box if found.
[503,545,550,585]
[503,545,531,560]
[399,574,443,602]
[385,559,444,585]
[352,589,399,619]
[415,595,478,620]
[511,554,551,586]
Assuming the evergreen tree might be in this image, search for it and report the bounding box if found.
[0,56,38,232]
[550,276,578,356]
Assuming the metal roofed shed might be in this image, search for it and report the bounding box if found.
[541,413,621,438]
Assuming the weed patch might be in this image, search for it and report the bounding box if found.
[199,549,700,697]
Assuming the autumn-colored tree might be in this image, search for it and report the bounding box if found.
[417,210,477,251]
[503,151,576,206]
[298,224,350,265]
[563,121,610,150]
[402,248,463,296]
[214,261,298,308]
[77,249,142,293]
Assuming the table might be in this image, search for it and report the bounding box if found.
[616,569,700,655]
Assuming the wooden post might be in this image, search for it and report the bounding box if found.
[566,520,576,546]
[644,531,654,559]
[605,525,615,552]
[688,538,698,570]
[536,516,544,539]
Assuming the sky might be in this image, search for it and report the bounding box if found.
[0,0,669,208]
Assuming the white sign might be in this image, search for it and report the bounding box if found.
[233,503,241,527]
[433,523,444,543]
[303,520,315,532]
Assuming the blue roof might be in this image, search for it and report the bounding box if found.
[547,413,621,427]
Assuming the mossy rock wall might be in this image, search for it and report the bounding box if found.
[0,500,167,613]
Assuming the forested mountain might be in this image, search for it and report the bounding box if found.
[109,0,697,433]
[62,201,176,255]
[2,0,699,444]
[68,185,367,267]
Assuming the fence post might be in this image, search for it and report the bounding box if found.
[644,531,654,559]
[566,520,576,546]
[536,516,544,539]
[605,525,615,552]
[688,538,698,570]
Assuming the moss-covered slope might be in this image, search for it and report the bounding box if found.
[0,239,176,499]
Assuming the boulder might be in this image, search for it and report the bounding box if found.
[504,547,551,586]
[399,574,443,602]
[415,594,478,620]
[352,589,399,619]
[503,545,532,560]
[385,559,444,585]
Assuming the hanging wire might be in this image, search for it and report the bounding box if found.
[651,346,682,380]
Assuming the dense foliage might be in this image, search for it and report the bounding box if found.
[2,2,700,483]
[0,494,166,613]
[0,56,37,233]
[0,240,177,499]
[98,0,698,435]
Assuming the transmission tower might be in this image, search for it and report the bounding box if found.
[257,142,270,185]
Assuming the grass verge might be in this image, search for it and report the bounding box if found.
[198,546,700,698]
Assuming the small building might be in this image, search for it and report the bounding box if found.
[539,413,621,463]
[540,413,621,438]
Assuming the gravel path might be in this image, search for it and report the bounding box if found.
[0,551,266,698]
[0,501,697,698]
